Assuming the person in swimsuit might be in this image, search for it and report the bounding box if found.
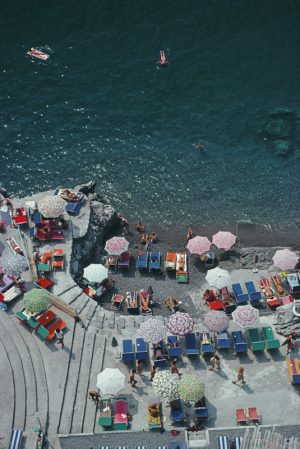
[158,50,168,66]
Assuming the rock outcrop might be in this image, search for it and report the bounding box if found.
[70,181,122,286]
[275,303,300,336]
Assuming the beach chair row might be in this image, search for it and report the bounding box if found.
[136,251,161,270]
[98,398,129,429]
[235,406,260,425]
[37,248,64,272]
[122,338,149,362]
[16,308,67,341]
[116,290,154,315]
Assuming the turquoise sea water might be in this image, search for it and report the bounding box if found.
[1,0,300,233]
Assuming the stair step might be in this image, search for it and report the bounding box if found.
[59,285,83,305]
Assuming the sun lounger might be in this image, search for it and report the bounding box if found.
[287,357,300,385]
[208,300,224,310]
[218,287,231,302]
[118,251,130,269]
[107,255,118,271]
[247,407,260,423]
[114,399,128,430]
[111,293,124,310]
[136,252,148,270]
[262,326,280,350]
[122,339,135,362]
[52,249,64,270]
[217,436,229,449]
[2,285,22,303]
[153,341,167,368]
[195,397,208,420]
[65,193,84,214]
[15,310,27,323]
[271,274,287,297]
[47,318,67,341]
[125,291,139,314]
[234,437,243,449]
[0,274,15,293]
[232,331,248,353]
[37,263,52,273]
[13,208,27,225]
[232,283,249,303]
[51,230,64,240]
[170,399,185,422]
[286,273,300,294]
[200,332,214,354]
[216,332,231,350]
[35,277,54,290]
[176,252,188,283]
[185,332,199,355]
[8,430,23,449]
[136,337,148,360]
[167,335,182,357]
[6,237,23,255]
[98,398,112,427]
[235,408,247,424]
[28,316,40,329]
[259,278,280,308]
[248,328,265,352]
[149,251,160,270]
[245,281,262,302]
[165,251,177,270]
[148,403,161,429]
[139,290,152,315]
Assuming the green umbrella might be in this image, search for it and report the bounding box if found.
[23,289,50,313]
[178,375,205,403]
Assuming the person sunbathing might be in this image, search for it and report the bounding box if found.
[151,232,158,244]
[7,238,24,256]
[148,404,160,418]
[274,278,285,295]
[202,333,210,344]
[262,282,274,297]
[177,255,185,271]
[140,233,148,245]
[163,296,180,313]
[125,292,137,308]
[140,291,151,312]
[158,50,168,66]
[202,289,217,304]
[135,221,145,233]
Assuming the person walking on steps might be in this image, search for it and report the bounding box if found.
[55,329,64,348]
[232,367,246,385]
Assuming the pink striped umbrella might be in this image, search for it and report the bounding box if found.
[187,236,211,255]
[212,231,236,250]
[232,305,260,328]
[104,236,129,256]
[166,312,195,336]
[203,310,229,333]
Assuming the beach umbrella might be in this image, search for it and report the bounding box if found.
[212,231,236,250]
[272,249,298,271]
[0,254,28,277]
[23,289,49,313]
[187,236,211,255]
[178,375,205,403]
[138,318,166,344]
[83,263,108,284]
[96,368,125,397]
[104,236,129,256]
[38,195,66,218]
[203,310,229,333]
[166,312,195,336]
[205,267,231,290]
[232,305,260,328]
[152,371,179,401]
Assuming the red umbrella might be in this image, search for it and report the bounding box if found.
[212,231,236,250]
[187,236,211,255]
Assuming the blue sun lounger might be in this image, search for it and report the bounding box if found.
[65,193,84,214]
[216,332,231,349]
[136,252,148,269]
[122,339,135,362]
[149,251,160,270]
[200,332,214,354]
[232,331,248,353]
[185,332,199,355]
[170,399,185,422]
[136,337,148,360]
[217,435,229,449]
[167,335,182,357]
[232,283,249,303]
[195,397,208,420]
[245,281,262,302]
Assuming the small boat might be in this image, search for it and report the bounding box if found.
[27,48,49,61]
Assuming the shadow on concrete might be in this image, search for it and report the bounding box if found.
[268,350,286,362]
[253,351,271,363]
[235,353,254,364]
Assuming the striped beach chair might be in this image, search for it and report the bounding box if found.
[116,447,128,449]
[157,447,167,449]
[136,447,147,449]
[99,447,111,449]
[218,435,229,449]
[8,430,23,449]
[234,436,243,449]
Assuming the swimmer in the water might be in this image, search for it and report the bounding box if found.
[196,143,205,153]
[158,50,168,66]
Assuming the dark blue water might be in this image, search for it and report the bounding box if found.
[1,0,300,233]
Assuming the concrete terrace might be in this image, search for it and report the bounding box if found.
[0,194,300,449]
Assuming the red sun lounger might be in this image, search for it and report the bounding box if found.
[235,408,247,424]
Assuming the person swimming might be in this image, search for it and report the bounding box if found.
[158,50,168,66]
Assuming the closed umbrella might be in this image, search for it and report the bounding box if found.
[205,267,231,290]
[166,312,195,336]
[178,375,205,403]
[203,310,229,333]
[83,264,108,284]
[152,371,179,401]
[272,249,298,271]
[232,305,260,328]
[96,368,125,397]
[23,289,49,314]
[212,231,236,250]
[187,236,211,256]
[0,254,28,277]
[105,237,129,256]
[138,318,166,344]
[38,195,66,218]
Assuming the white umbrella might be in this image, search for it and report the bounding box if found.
[138,318,166,344]
[272,249,298,271]
[205,267,231,290]
[83,264,108,284]
[212,231,236,250]
[152,371,179,401]
[232,305,260,328]
[96,368,125,397]
[38,195,66,218]
[0,254,28,277]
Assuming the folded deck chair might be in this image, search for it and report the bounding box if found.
[232,283,249,303]
[136,252,148,269]
[232,331,248,353]
[114,399,128,430]
[136,337,148,360]
[170,399,185,422]
[245,281,262,302]
[167,335,182,357]
[122,339,135,362]
[247,407,260,423]
[262,326,280,350]
[200,332,214,354]
[165,251,177,270]
[216,332,231,350]
[217,435,229,449]
[118,251,130,269]
[185,332,199,355]
[235,408,247,424]
[8,430,23,449]
[149,251,160,270]
[248,328,265,351]
[219,287,231,302]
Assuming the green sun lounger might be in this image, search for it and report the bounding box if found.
[28,316,39,329]
[15,311,27,323]
[36,325,49,339]
[262,326,280,350]
[98,399,112,427]
[248,328,265,351]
